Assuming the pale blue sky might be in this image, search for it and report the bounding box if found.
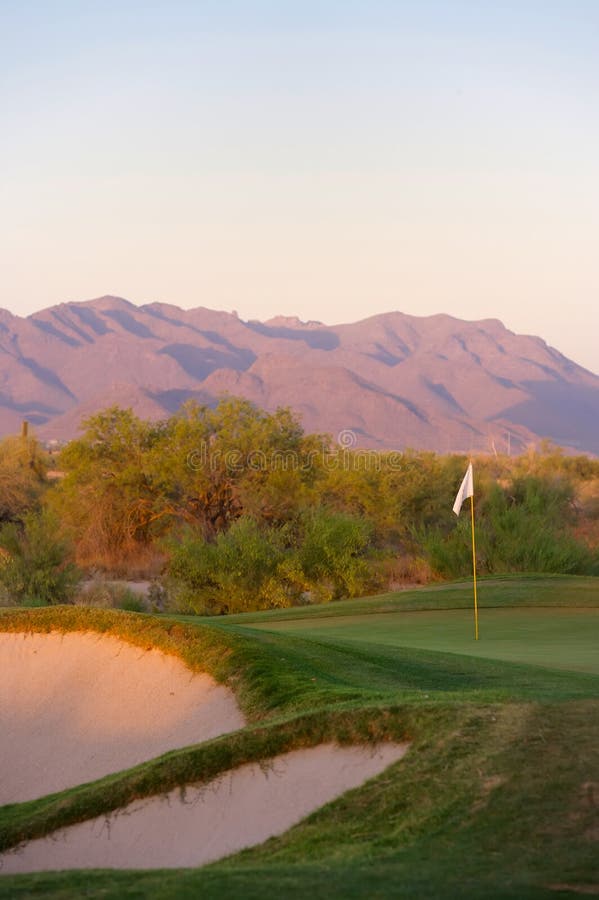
[1,1,598,372]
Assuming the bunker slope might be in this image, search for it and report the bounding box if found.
[0,631,246,805]
[0,742,409,872]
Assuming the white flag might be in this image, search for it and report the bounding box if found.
[453,463,474,516]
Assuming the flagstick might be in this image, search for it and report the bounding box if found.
[470,494,479,640]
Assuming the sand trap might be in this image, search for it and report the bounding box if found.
[0,742,408,873]
[0,631,245,805]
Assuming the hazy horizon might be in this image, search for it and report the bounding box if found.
[1,1,598,373]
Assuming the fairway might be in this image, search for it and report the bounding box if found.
[248,607,599,675]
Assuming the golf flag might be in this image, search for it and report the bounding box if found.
[453,462,474,516]
[453,462,479,640]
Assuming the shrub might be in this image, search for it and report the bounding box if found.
[0,510,80,605]
[166,518,298,615]
[423,476,595,578]
[298,509,373,601]
[75,579,147,612]
[165,510,375,614]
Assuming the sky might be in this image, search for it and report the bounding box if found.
[1,0,598,373]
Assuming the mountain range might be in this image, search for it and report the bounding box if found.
[0,295,597,455]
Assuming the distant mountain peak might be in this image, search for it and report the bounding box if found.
[263,315,325,328]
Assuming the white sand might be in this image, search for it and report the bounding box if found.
[0,742,409,873]
[0,631,245,805]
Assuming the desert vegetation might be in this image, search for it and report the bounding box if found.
[0,398,597,612]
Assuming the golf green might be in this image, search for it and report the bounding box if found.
[250,607,599,675]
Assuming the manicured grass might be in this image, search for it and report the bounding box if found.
[1,576,598,898]
[243,607,599,675]
[2,700,598,899]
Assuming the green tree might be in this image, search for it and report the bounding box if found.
[146,397,323,534]
[0,434,47,524]
[48,407,161,569]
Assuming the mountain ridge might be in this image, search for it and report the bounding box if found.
[0,296,597,454]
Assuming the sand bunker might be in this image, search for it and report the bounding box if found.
[0,742,408,873]
[0,631,245,805]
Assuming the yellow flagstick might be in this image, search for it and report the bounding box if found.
[470,493,479,640]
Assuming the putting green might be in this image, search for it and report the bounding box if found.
[251,607,599,675]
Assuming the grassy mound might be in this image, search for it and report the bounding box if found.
[1,574,598,898]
